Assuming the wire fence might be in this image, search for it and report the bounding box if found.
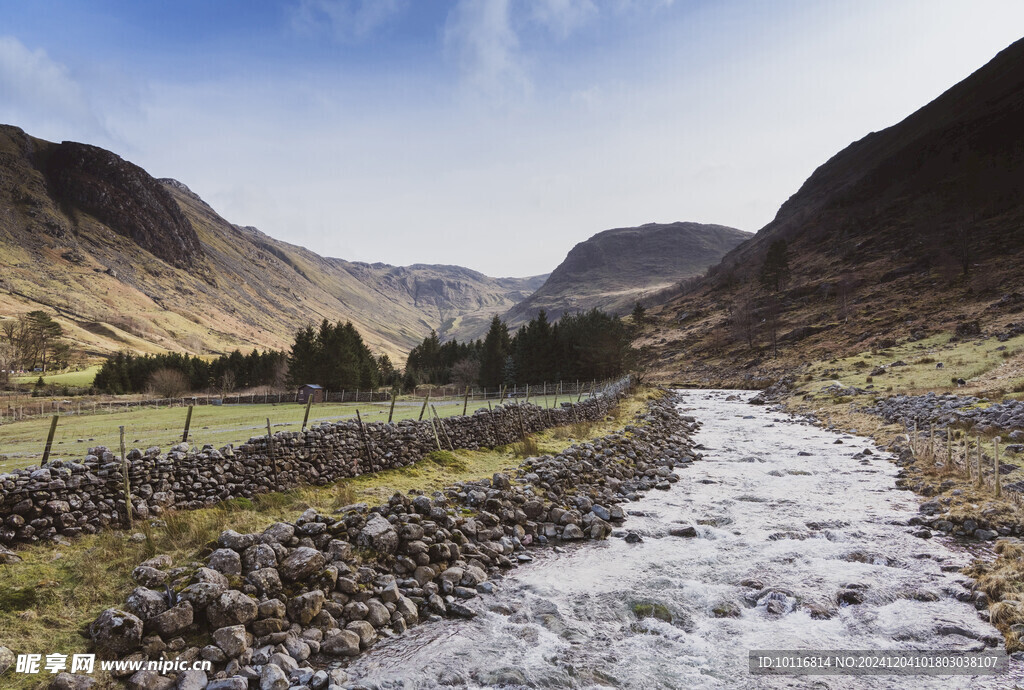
[0,377,628,470]
[0,379,607,423]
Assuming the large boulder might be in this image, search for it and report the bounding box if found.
[177,581,226,611]
[146,601,193,637]
[207,549,242,575]
[357,514,398,554]
[206,590,258,628]
[124,587,168,621]
[321,629,361,657]
[278,547,325,581]
[89,609,143,655]
[287,590,325,626]
[212,625,249,658]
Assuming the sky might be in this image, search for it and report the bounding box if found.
[1,1,1023,277]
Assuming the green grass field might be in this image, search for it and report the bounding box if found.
[0,393,570,471]
[11,364,101,387]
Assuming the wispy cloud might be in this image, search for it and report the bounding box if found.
[288,0,406,42]
[0,36,105,138]
[444,0,531,105]
[530,0,597,38]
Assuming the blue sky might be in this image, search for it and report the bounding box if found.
[2,1,1023,276]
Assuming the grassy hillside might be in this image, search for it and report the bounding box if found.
[0,126,543,363]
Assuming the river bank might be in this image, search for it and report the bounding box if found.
[329,390,1015,688]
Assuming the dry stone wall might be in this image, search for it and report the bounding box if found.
[0,379,632,546]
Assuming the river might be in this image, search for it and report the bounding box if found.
[334,390,1020,689]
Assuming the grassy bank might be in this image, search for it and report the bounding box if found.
[0,388,658,688]
[784,328,1024,652]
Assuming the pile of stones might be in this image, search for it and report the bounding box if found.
[869,392,1024,437]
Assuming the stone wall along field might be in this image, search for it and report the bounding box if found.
[0,378,633,546]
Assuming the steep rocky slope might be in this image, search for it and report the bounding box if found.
[638,36,1024,383]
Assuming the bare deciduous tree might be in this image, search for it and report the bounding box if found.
[148,368,190,398]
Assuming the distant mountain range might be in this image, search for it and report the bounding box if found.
[0,125,546,360]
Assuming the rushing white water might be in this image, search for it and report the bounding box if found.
[338,390,1019,689]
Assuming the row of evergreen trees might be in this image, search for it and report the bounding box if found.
[286,320,398,392]
[406,309,634,389]
[94,349,287,395]
[94,309,632,396]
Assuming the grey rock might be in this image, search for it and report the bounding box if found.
[207,590,259,628]
[89,608,144,655]
[357,514,398,554]
[213,625,250,658]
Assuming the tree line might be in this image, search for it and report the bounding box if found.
[91,309,633,397]
[0,311,72,385]
[94,349,288,396]
[405,309,635,390]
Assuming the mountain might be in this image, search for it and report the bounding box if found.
[0,125,545,362]
[638,37,1024,382]
[502,222,750,328]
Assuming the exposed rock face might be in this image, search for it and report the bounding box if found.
[43,141,203,268]
[86,390,699,687]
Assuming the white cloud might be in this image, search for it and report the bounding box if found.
[0,36,103,137]
[444,0,532,105]
[530,0,597,38]
[288,0,406,41]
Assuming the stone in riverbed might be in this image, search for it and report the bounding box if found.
[669,526,697,538]
[321,629,361,656]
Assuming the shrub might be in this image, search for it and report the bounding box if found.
[147,368,190,398]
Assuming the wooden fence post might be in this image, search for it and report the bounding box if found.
[995,437,1002,497]
[302,396,313,432]
[431,405,455,451]
[41,414,59,464]
[976,436,984,488]
[419,389,431,421]
[429,416,442,451]
[388,389,397,424]
[182,405,194,443]
[266,419,279,485]
[462,386,470,416]
[525,384,530,404]
[120,426,132,528]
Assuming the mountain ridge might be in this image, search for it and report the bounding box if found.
[638,36,1024,382]
[0,125,546,362]
[503,221,751,330]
